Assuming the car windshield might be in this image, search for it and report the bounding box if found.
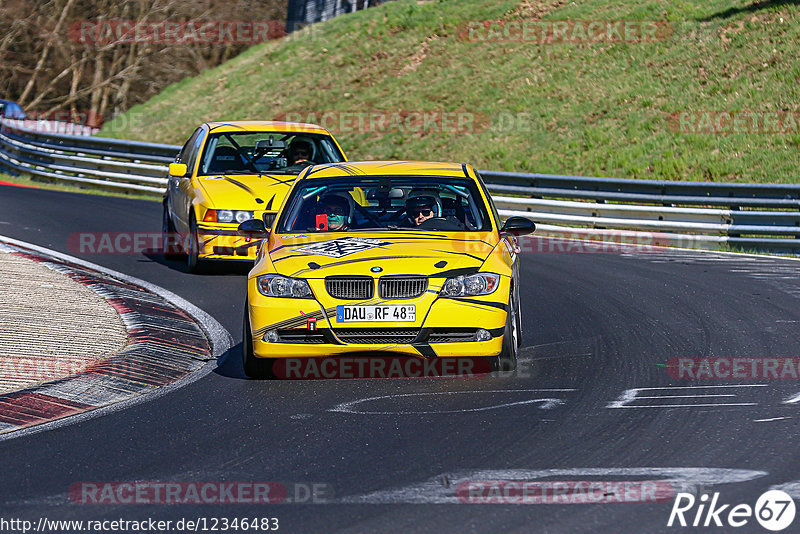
[276,176,494,233]
[197,131,344,176]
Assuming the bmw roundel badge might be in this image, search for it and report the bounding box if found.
[371,266,383,273]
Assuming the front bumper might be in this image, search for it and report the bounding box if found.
[197,224,262,260]
[247,277,510,359]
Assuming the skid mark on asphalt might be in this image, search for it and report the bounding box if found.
[770,481,800,498]
[339,468,767,504]
[329,389,576,415]
[517,336,601,362]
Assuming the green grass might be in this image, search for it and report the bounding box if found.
[100,0,800,183]
[0,173,159,202]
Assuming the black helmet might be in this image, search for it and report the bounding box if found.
[406,190,440,217]
[288,137,314,160]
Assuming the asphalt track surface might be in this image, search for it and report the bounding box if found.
[2,183,800,533]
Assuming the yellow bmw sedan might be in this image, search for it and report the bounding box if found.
[162,121,347,272]
[238,161,536,378]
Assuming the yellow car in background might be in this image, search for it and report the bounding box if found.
[238,161,536,378]
[162,121,347,272]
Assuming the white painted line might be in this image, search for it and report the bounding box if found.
[612,403,757,408]
[607,385,766,409]
[753,417,791,422]
[629,385,768,390]
[635,395,738,399]
[0,234,233,443]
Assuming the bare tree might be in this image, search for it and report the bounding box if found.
[0,0,288,125]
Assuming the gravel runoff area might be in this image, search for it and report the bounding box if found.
[0,251,128,393]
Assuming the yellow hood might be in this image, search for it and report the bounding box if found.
[197,174,296,211]
[267,232,498,278]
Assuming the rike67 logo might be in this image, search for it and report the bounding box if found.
[668,490,795,531]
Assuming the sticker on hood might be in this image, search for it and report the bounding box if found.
[294,237,393,258]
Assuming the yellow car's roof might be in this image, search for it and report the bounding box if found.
[204,121,332,135]
[303,161,471,179]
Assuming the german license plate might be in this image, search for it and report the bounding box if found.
[336,305,416,322]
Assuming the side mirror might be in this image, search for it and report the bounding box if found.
[238,218,269,238]
[500,216,536,237]
[168,163,188,177]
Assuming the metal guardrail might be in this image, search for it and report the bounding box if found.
[480,170,800,253]
[1,119,798,253]
[0,119,177,194]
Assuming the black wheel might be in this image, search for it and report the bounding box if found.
[162,202,184,260]
[242,304,275,379]
[488,296,518,372]
[186,212,204,273]
[513,285,523,348]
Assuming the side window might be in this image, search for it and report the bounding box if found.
[177,129,200,164]
[474,171,501,231]
[183,129,206,177]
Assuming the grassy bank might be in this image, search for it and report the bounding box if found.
[101,0,800,183]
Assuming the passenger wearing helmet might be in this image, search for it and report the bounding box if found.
[404,189,465,229]
[405,195,438,226]
[286,138,315,170]
[316,193,352,231]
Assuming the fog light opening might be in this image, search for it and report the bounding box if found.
[263,330,279,343]
[475,329,492,342]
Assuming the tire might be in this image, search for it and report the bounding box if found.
[489,296,519,372]
[242,304,275,379]
[186,212,204,273]
[513,285,523,348]
[162,202,184,260]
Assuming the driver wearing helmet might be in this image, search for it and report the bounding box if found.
[286,137,315,170]
[316,192,353,231]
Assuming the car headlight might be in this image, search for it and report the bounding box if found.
[256,274,313,298]
[205,209,254,223]
[439,273,500,297]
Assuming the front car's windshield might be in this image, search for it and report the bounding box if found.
[276,176,494,233]
[198,131,344,176]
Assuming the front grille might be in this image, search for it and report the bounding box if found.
[335,329,419,344]
[379,276,428,299]
[326,277,374,300]
[427,329,479,343]
[213,246,251,257]
[276,329,327,344]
